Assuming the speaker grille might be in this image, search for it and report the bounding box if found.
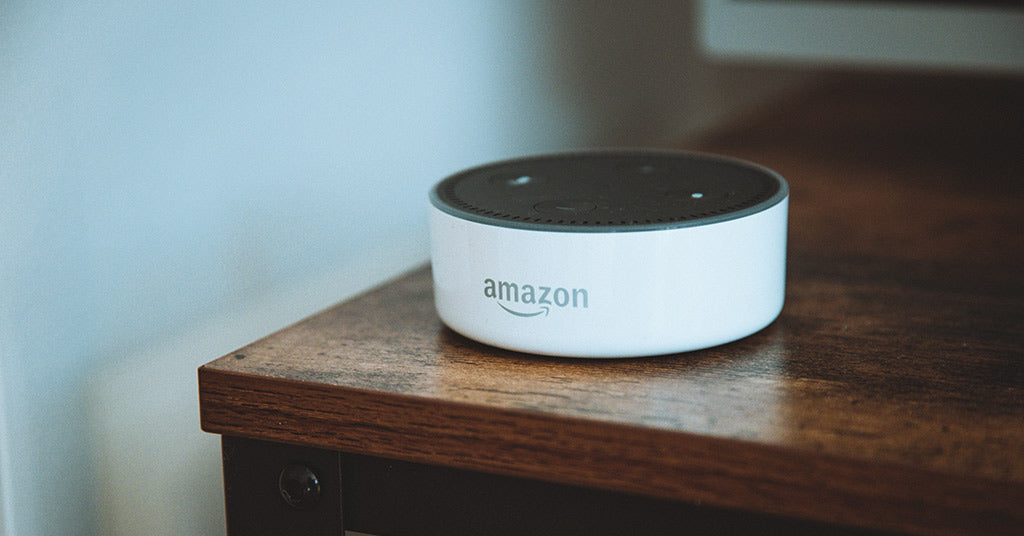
[431,150,787,232]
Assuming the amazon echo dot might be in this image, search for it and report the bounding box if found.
[429,149,788,358]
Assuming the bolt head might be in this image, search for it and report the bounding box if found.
[278,464,321,509]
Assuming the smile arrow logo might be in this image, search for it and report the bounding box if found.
[497,303,550,317]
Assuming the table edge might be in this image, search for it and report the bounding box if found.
[198,365,1023,536]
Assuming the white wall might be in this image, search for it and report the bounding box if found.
[1,2,810,534]
[0,3,574,534]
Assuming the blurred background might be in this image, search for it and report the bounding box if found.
[1,1,1020,535]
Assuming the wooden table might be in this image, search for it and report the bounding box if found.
[199,74,1023,536]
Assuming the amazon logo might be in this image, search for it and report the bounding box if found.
[483,278,589,317]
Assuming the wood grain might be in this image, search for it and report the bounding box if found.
[200,74,1024,536]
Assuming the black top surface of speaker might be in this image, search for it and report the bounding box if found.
[430,150,788,232]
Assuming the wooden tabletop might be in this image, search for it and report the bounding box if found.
[199,74,1023,536]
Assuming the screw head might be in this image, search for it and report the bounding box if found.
[278,464,321,509]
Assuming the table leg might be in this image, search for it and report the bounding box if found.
[221,436,343,535]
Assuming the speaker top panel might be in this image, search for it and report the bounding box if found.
[430,150,788,232]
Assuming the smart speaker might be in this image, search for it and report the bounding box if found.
[429,150,788,358]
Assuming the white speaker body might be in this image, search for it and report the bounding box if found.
[429,150,788,358]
